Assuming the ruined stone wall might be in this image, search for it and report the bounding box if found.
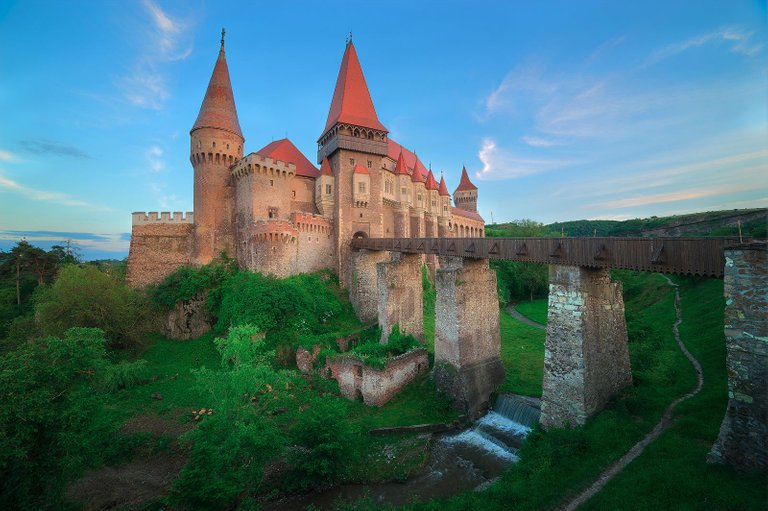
[377,253,424,343]
[709,244,768,471]
[540,265,632,429]
[327,349,429,406]
[126,215,194,289]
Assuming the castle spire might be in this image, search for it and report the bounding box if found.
[395,150,409,175]
[425,170,438,191]
[454,166,477,192]
[438,175,450,196]
[321,40,387,138]
[191,30,243,138]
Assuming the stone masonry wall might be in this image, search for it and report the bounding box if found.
[709,244,768,471]
[434,257,505,418]
[126,222,194,289]
[540,265,632,429]
[377,253,424,343]
[349,250,391,323]
[326,349,429,406]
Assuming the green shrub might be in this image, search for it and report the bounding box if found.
[147,257,237,310]
[101,359,148,393]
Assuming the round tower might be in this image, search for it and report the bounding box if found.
[190,29,244,264]
[453,166,478,213]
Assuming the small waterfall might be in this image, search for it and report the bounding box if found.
[494,394,541,428]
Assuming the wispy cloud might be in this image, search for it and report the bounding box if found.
[0,230,130,257]
[19,138,90,159]
[0,149,18,162]
[146,145,166,172]
[120,0,193,110]
[520,136,557,147]
[476,138,570,180]
[0,170,111,211]
[646,27,764,67]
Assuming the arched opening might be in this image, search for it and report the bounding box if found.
[352,231,368,240]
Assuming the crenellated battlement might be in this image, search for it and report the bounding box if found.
[290,212,333,235]
[250,219,298,243]
[231,152,297,179]
[132,211,194,225]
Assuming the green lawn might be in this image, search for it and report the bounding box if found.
[498,310,545,397]
[514,299,548,325]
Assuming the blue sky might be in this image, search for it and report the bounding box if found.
[0,0,766,258]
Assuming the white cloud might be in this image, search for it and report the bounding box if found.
[520,136,556,147]
[476,138,569,180]
[0,149,17,162]
[646,27,764,67]
[146,145,166,172]
[0,170,112,211]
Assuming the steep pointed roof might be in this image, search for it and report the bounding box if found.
[192,35,243,138]
[425,170,438,191]
[353,163,369,175]
[256,138,319,178]
[438,175,450,196]
[322,41,387,136]
[411,158,425,184]
[319,157,333,176]
[455,166,478,192]
[395,150,409,175]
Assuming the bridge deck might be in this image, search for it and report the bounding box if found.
[350,236,744,277]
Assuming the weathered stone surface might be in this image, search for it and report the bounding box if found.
[709,244,768,471]
[377,253,424,343]
[163,294,212,340]
[348,249,391,323]
[126,222,194,289]
[326,349,429,406]
[434,257,504,418]
[296,344,322,374]
[540,265,632,429]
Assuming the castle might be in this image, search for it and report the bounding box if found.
[126,33,484,289]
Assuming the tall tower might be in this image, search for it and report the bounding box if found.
[190,29,244,264]
[317,39,389,285]
[453,166,478,213]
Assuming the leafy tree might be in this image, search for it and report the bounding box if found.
[34,264,154,348]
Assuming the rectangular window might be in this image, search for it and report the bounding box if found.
[325,184,332,195]
[367,160,372,168]
[349,158,355,166]
[432,200,436,207]
[401,187,407,195]
[358,182,366,193]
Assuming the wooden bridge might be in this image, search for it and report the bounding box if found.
[350,236,744,278]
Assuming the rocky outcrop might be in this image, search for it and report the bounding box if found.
[163,294,212,340]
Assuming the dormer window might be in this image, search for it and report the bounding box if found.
[358,182,366,193]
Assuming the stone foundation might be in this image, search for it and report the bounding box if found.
[434,257,504,418]
[162,294,212,340]
[348,249,391,323]
[377,253,424,343]
[709,244,768,471]
[540,265,632,429]
[326,349,429,406]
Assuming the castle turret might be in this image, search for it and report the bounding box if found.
[315,158,335,217]
[318,38,389,284]
[453,166,478,213]
[190,29,244,264]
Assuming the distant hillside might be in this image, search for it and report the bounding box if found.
[489,208,767,239]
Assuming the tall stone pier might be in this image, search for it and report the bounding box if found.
[709,243,768,471]
[377,253,424,343]
[349,250,391,323]
[434,257,505,418]
[540,265,632,429]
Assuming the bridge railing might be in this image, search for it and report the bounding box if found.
[350,236,745,277]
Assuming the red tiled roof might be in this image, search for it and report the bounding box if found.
[353,163,369,175]
[256,138,319,178]
[455,166,478,192]
[192,44,243,138]
[395,150,409,175]
[425,170,438,191]
[322,42,387,136]
[411,157,426,183]
[438,176,450,196]
[451,207,484,222]
[319,157,333,176]
[387,139,428,182]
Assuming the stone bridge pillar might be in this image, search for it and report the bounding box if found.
[434,257,505,418]
[377,253,424,344]
[709,243,767,471]
[349,249,391,323]
[540,265,632,429]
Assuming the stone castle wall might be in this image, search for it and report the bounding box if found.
[126,214,194,288]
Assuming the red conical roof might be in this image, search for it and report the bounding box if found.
[192,38,243,138]
[319,157,333,176]
[411,158,425,183]
[425,170,438,191]
[256,138,318,178]
[438,175,450,196]
[322,41,387,136]
[455,166,478,192]
[395,150,409,175]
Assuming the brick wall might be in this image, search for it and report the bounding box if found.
[126,222,194,288]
